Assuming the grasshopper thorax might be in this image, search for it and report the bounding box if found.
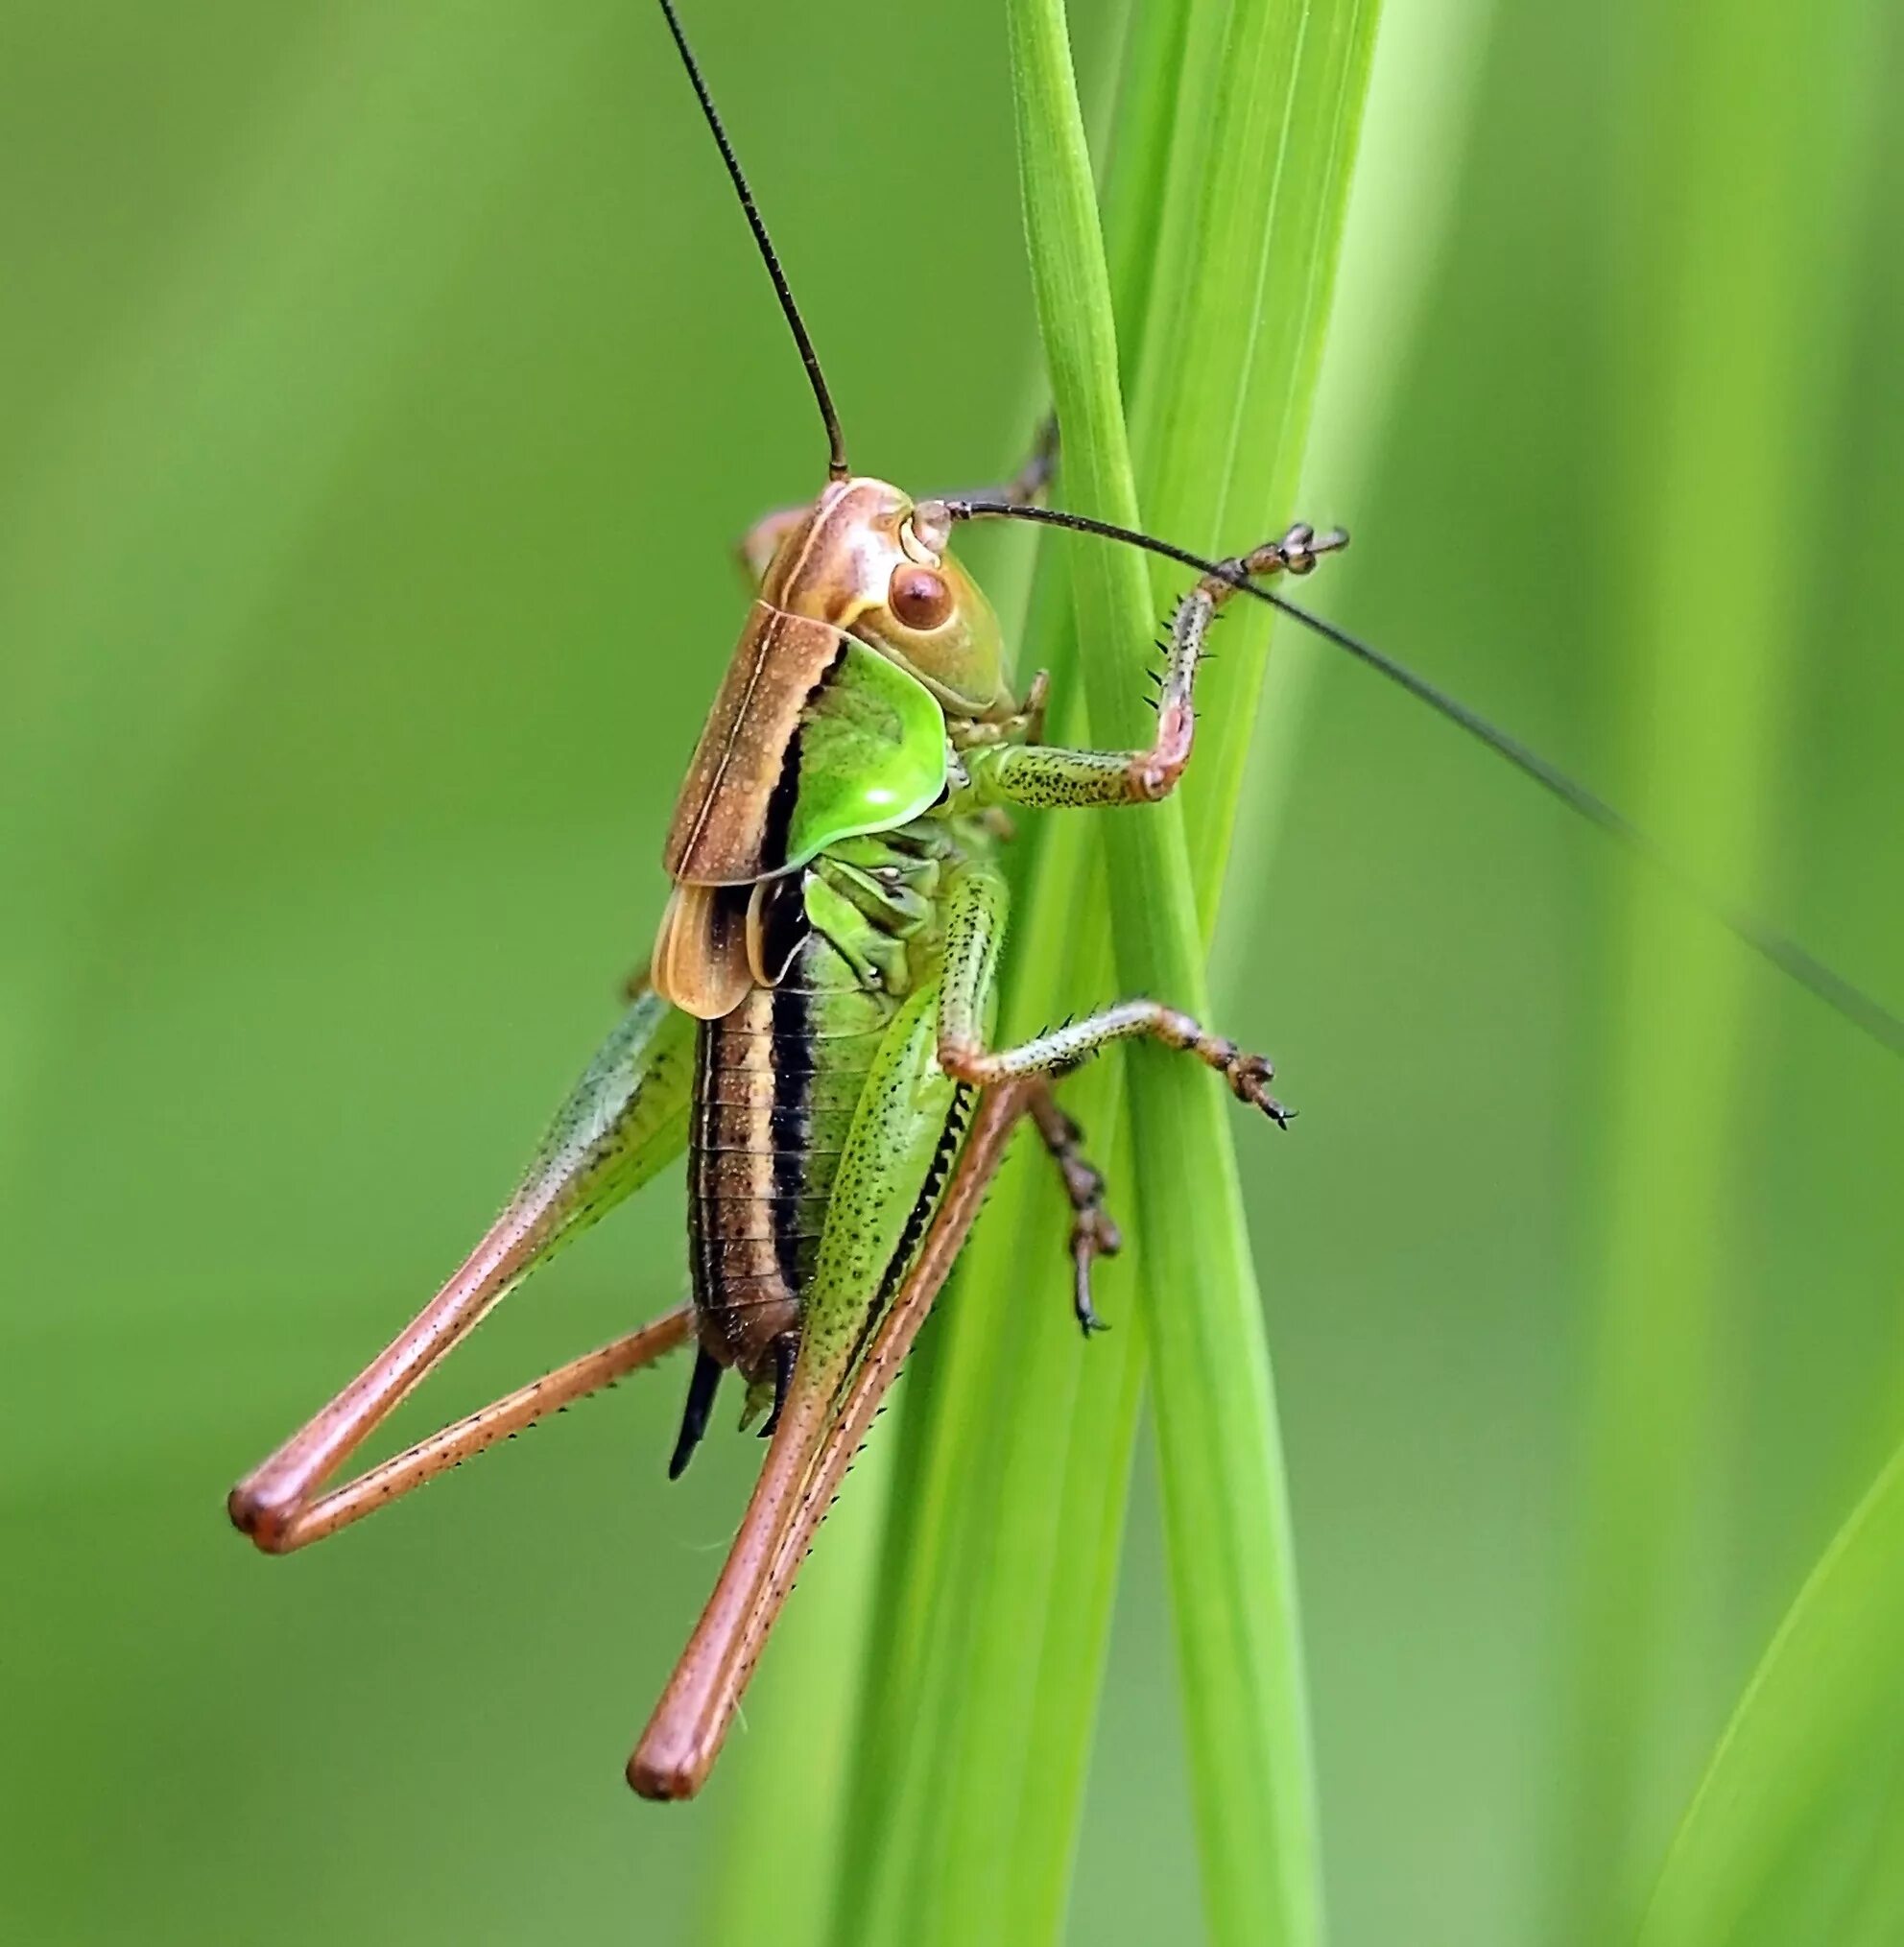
[654,476,1009,1020]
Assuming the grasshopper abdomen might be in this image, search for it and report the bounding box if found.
[684,923,892,1411]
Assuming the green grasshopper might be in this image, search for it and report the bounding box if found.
[227,0,1904,1802]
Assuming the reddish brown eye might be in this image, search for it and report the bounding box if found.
[889,565,953,631]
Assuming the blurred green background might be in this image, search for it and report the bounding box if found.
[4,2,1900,1943]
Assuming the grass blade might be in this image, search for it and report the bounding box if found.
[1004,2,1315,1936]
[1009,6,1374,1937]
[825,19,1179,1941]
[823,4,1380,1942]
[1637,1439,1904,1947]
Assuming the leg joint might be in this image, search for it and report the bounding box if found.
[937,1036,990,1085]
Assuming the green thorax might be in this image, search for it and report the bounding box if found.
[783,641,947,871]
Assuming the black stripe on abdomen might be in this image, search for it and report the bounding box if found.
[768,976,813,1303]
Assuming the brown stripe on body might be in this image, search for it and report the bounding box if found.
[686,926,892,1384]
[664,604,846,885]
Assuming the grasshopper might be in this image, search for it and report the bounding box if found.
[227,0,1903,1803]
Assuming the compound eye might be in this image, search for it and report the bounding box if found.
[888,564,953,632]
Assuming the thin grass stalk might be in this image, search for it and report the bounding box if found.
[1012,3,1378,1931]
[834,4,1198,1927]
[1005,4,1379,1943]
[831,18,1178,1942]
[1216,0,1501,981]
[1135,0,1384,890]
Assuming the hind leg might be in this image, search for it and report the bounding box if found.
[229,984,695,1551]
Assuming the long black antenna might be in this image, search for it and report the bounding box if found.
[654,0,848,480]
[946,496,1904,1061]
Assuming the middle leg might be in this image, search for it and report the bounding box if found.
[1027,1082,1123,1335]
[934,856,1295,1124]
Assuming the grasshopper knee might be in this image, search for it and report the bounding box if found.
[627,1745,700,1803]
[937,1036,991,1085]
[1130,736,1191,802]
[226,1481,298,1555]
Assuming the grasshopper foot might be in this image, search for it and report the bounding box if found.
[1145,1011,1297,1129]
[1232,521,1349,582]
[1226,1051,1297,1129]
[1028,1088,1124,1335]
[1070,1199,1125,1337]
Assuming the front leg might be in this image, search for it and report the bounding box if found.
[960,522,1345,810]
[933,412,1059,510]
[950,669,1049,751]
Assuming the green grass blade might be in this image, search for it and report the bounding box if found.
[1005,6,1315,1942]
[827,5,1379,1942]
[1006,4,1380,1944]
[1216,0,1498,988]
[1636,1439,1904,1947]
[825,20,1175,1944]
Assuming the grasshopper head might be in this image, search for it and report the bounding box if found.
[765,478,1012,721]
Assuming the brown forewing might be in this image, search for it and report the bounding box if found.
[663,603,846,885]
[651,880,751,1020]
